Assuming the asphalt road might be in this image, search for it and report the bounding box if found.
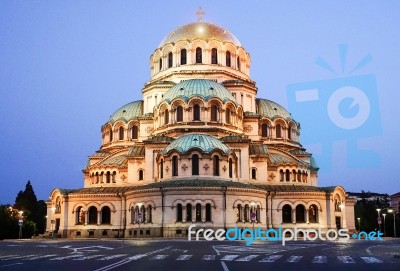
[0,238,399,271]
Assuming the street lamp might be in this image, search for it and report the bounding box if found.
[388,209,396,238]
[18,211,23,239]
[357,217,361,232]
[376,208,382,233]
[383,213,387,237]
[250,202,256,231]
[51,207,56,237]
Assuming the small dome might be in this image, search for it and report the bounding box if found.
[162,79,237,104]
[107,100,143,124]
[162,134,231,155]
[158,22,241,48]
[256,98,294,121]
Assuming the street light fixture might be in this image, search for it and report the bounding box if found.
[388,209,396,238]
[376,208,382,233]
[250,202,256,231]
[18,211,23,239]
[357,217,361,232]
[383,213,387,237]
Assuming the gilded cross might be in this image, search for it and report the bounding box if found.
[196,7,205,22]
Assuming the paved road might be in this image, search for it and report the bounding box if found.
[0,238,399,271]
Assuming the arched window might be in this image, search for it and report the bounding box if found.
[159,58,162,71]
[244,204,250,222]
[147,205,152,223]
[131,125,138,139]
[138,170,144,181]
[211,48,218,64]
[193,104,200,120]
[196,47,202,63]
[186,203,192,221]
[256,205,261,223]
[226,51,231,67]
[280,169,284,182]
[285,169,290,182]
[288,125,292,140]
[282,204,292,223]
[211,105,218,121]
[296,205,306,223]
[76,207,85,224]
[180,49,187,65]
[100,172,104,183]
[237,56,241,71]
[88,206,98,224]
[276,124,282,138]
[112,171,116,183]
[176,204,182,222]
[172,156,178,176]
[130,207,135,224]
[309,205,318,223]
[297,170,302,182]
[261,123,268,137]
[176,106,183,122]
[205,203,212,222]
[192,154,199,175]
[168,52,173,68]
[109,129,113,142]
[237,204,242,222]
[106,171,111,183]
[119,127,124,140]
[225,108,231,124]
[292,170,297,182]
[228,158,233,178]
[164,109,169,125]
[101,206,111,224]
[251,168,256,179]
[95,172,99,183]
[160,160,164,179]
[195,203,202,222]
[213,156,220,176]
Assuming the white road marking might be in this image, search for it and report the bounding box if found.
[149,255,168,260]
[176,255,192,261]
[313,256,327,263]
[50,255,84,260]
[221,261,230,271]
[220,255,239,261]
[361,256,383,263]
[27,255,57,260]
[35,245,48,248]
[74,255,104,260]
[0,255,19,260]
[0,263,23,268]
[366,245,383,255]
[201,255,216,261]
[1,255,36,260]
[98,254,128,261]
[337,256,355,263]
[259,255,283,262]
[286,256,303,263]
[235,255,258,262]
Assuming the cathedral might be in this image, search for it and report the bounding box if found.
[47,17,356,238]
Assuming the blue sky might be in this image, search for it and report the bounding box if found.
[0,1,399,203]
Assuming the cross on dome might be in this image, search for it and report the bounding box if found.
[196,7,205,22]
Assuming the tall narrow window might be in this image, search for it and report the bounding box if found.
[237,204,242,222]
[192,154,199,175]
[213,156,220,176]
[296,205,306,223]
[172,156,178,176]
[211,105,218,121]
[292,170,297,182]
[101,206,111,224]
[138,170,144,181]
[176,106,183,122]
[76,207,85,224]
[131,125,138,139]
[180,49,187,65]
[225,108,231,124]
[309,205,318,223]
[88,206,98,224]
[282,204,292,223]
[261,123,268,137]
[288,125,292,140]
[160,160,164,179]
[176,204,182,222]
[119,127,124,140]
[228,158,233,178]
[297,170,302,182]
[164,109,169,125]
[251,168,256,179]
[237,56,241,71]
[193,104,200,120]
[196,47,202,63]
[159,58,162,71]
[195,203,202,222]
[109,129,113,142]
[112,171,116,183]
[147,205,152,223]
[186,203,192,221]
[168,52,173,68]
[96,172,99,183]
[285,169,290,182]
[276,124,282,138]
[280,169,284,182]
[106,171,111,183]
[211,48,218,64]
[205,203,212,222]
[226,51,231,67]
[244,204,249,222]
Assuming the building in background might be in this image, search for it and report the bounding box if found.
[47,18,356,238]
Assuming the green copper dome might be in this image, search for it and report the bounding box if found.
[158,22,241,48]
[162,134,231,155]
[107,100,143,124]
[162,79,237,105]
[256,98,294,121]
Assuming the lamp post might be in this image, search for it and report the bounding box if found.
[357,217,361,232]
[250,202,256,231]
[383,213,387,237]
[18,211,23,239]
[51,207,56,237]
[376,208,382,233]
[388,209,396,237]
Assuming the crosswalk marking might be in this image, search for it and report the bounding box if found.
[361,257,383,263]
[98,254,128,261]
[286,256,303,263]
[313,256,327,263]
[235,255,259,262]
[149,255,168,260]
[259,255,283,263]
[221,255,239,261]
[201,255,216,261]
[337,256,355,264]
[176,255,192,261]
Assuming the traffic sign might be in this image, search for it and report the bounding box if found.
[18,222,23,226]
[18,219,23,223]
